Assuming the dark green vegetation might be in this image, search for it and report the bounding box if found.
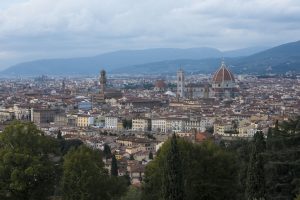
[1,117,300,200]
[225,116,300,200]
[143,116,300,200]
[245,131,266,200]
[122,119,132,130]
[103,143,112,159]
[0,121,128,200]
[264,117,300,200]
[3,40,300,76]
[62,146,110,200]
[143,135,238,200]
[161,134,184,200]
[0,121,60,200]
[111,154,118,177]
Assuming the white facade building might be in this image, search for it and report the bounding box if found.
[105,116,118,130]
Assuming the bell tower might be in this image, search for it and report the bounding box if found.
[100,70,107,95]
[177,68,185,98]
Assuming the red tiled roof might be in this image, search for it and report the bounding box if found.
[212,62,235,83]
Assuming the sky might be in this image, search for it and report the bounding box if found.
[0,0,300,69]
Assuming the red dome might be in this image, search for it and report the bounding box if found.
[155,80,167,88]
[212,62,235,83]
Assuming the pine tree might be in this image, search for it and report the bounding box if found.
[246,131,266,200]
[162,133,184,200]
[111,154,118,176]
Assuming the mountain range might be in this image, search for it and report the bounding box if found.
[1,41,300,76]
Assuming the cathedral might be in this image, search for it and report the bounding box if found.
[176,61,238,99]
[211,61,237,99]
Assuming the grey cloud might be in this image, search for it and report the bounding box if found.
[0,0,300,69]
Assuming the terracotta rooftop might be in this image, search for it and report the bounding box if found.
[212,61,235,83]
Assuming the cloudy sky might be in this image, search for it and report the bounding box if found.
[0,0,300,69]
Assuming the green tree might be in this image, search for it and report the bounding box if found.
[129,154,135,160]
[274,120,279,131]
[103,143,112,159]
[111,154,118,177]
[0,121,60,200]
[246,131,266,200]
[253,131,266,152]
[162,134,184,200]
[264,116,300,199]
[121,186,141,200]
[57,129,63,140]
[149,151,153,160]
[143,136,238,200]
[59,139,83,155]
[225,139,251,200]
[122,119,133,130]
[109,176,129,200]
[61,145,110,200]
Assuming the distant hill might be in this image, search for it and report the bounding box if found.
[114,41,300,74]
[1,47,222,76]
[1,41,300,76]
[233,40,300,73]
[1,46,268,76]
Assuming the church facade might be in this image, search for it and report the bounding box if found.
[176,61,238,99]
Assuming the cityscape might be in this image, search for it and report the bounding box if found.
[0,0,300,200]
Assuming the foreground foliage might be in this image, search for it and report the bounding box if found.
[229,116,300,200]
[0,121,128,200]
[142,137,238,200]
[1,117,300,200]
[62,146,111,200]
[0,121,60,200]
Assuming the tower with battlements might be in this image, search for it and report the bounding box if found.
[177,68,185,98]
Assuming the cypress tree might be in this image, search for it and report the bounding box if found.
[253,131,266,152]
[162,133,184,200]
[246,131,266,200]
[273,120,281,136]
[266,128,272,139]
[103,143,112,159]
[111,154,118,176]
[149,151,153,160]
[129,154,134,160]
[57,129,63,140]
[274,120,279,131]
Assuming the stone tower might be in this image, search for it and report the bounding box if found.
[62,79,66,92]
[177,68,185,98]
[100,70,107,95]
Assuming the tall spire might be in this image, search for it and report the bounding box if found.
[100,70,107,95]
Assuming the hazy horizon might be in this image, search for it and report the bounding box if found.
[1,0,300,69]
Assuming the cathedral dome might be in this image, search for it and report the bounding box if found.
[212,61,235,83]
[155,80,167,89]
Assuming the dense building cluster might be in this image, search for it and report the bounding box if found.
[0,66,299,185]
